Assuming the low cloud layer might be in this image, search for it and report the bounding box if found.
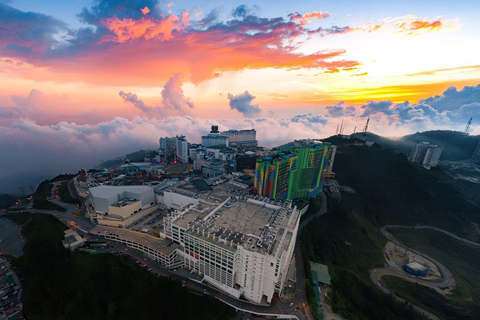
[0,114,330,194]
[1,84,479,195]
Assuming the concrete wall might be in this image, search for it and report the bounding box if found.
[162,191,199,209]
[108,201,142,219]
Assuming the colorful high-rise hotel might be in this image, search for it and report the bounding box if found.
[254,142,334,200]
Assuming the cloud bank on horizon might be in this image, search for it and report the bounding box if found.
[1,84,480,194]
[1,0,480,193]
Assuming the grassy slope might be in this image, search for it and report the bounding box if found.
[351,130,480,161]
[32,180,66,211]
[382,276,471,320]
[301,139,480,319]
[388,228,480,319]
[330,143,480,236]
[58,181,80,204]
[7,213,235,320]
[301,196,422,320]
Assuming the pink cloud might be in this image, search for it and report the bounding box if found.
[291,11,330,24]
[0,3,359,86]
[100,14,188,42]
[141,7,150,15]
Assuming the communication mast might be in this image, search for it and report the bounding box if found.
[362,117,370,140]
[464,117,473,136]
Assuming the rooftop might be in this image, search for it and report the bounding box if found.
[90,185,153,198]
[405,261,429,271]
[111,197,140,207]
[187,195,297,256]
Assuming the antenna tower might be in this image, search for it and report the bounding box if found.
[464,117,473,136]
[362,117,370,140]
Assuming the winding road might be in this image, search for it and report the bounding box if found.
[370,224,480,320]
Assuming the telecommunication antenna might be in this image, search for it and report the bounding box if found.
[362,117,370,140]
[464,117,473,136]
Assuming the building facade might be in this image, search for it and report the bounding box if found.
[159,136,177,155]
[158,185,299,304]
[89,186,155,218]
[254,142,334,200]
[176,136,189,163]
[409,142,443,169]
[221,129,258,147]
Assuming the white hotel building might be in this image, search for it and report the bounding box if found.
[160,184,300,304]
[88,182,299,304]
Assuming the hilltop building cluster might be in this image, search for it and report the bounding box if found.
[409,142,443,169]
[77,126,336,304]
[88,181,299,304]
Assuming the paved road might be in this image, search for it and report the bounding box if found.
[25,208,95,232]
[367,224,479,320]
[381,225,454,287]
[103,239,303,319]
[293,192,346,320]
[369,269,440,320]
[383,225,480,248]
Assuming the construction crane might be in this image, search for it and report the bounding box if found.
[464,117,473,136]
[362,117,370,141]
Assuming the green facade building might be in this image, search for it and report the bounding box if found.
[254,142,333,200]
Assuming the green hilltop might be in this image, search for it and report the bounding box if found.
[301,135,480,320]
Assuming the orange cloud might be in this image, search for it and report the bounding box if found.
[101,14,188,42]
[141,7,150,15]
[349,16,457,35]
[1,4,359,86]
[291,11,330,24]
[393,18,457,34]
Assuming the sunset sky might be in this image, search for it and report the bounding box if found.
[1,0,480,193]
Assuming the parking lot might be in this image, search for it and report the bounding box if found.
[127,209,166,236]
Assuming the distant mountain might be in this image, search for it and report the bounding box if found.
[349,130,480,161]
[99,149,158,169]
